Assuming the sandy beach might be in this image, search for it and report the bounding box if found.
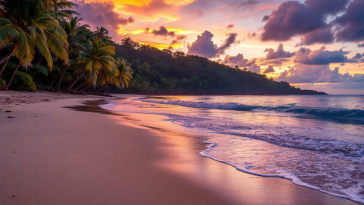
[0,91,360,205]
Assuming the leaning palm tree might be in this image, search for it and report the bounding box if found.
[61,16,89,48]
[113,58,133,89]
[64,37,115,92]
[0,0,70,77]
[55,16,89,91]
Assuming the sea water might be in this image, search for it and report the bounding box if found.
[101,95,364,204]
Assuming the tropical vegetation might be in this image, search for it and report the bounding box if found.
[0,0,132,94]
[0,0,324,95]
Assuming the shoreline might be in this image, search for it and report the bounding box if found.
[0,91,360,205]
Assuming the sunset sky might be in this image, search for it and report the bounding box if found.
[73,0,364,94]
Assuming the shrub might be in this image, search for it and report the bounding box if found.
[0,78,5,88]
[10,72,37,92]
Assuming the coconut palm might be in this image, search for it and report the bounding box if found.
[61,16,89,48]
[94,27,111,42]
[0,0,70,77]
[64,37,115,92]
[55,16,89,91]
[114,58,133,89]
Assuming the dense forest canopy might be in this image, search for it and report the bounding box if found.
[112,40,325,95]
[0,0,325,95]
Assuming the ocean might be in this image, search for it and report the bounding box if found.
[101,95,364,204]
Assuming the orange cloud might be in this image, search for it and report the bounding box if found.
[139,41,182,50]
[82,0,196,22]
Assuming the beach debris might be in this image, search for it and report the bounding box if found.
[5,110,11,112]
[6,98,9,100]
[11,195,16,198]
[7,116,14,118]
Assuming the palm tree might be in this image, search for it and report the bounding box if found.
[95,64,117,92]
[55,16,89,91]
[64,37,115,92]
[0,0,70,77]
[94,27,111,42]
[121,37,133,47]
[113,58,133,90]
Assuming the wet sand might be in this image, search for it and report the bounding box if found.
[0,91,360,205]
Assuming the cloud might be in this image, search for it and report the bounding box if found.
[261,15,269,22]
[261,1,326,42]
[294,46,353,65]
[120,0,178,21]
[304,0,349,14]
[263,65,275,73]
[218,33,240,53]
[264,43,295,60]
[233,0,260,10]
[227,24,234,29]
[247,32,256,38]
[223,54,261,73]
[261,0,348,43]
[334,0,364,43]
[75,0,134,39]
[176,35,187,40]
[358,43,364,47]
[170,40,178,45]
[151,26,176,37]
[276,64,364,83]
[296,26,334,46]
[168,35,186,50]
[187,31,239,58]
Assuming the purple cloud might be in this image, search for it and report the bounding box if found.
[358,43,364,47]
[264,44,295,60]
[294,46,351,65]
[247,32,256,38]
[304,0,349,14]
[151,26,175,37]
[261,15,269,22]
[296,26,334,46]
[227,24,234,29]
[75,0,134,40]
[187,31,239,58]
[277,64,364,83]
[261,0,348,43]
[223,54,261,73]
[263,65,275,73]
[334,0,364,43]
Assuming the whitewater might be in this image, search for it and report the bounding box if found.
[101,95,364,204]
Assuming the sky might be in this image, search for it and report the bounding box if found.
[73,0,364,95]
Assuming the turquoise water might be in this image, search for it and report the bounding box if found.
[102,95,364,204]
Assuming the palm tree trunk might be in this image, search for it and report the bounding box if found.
[0,42,19,76]
[64,71,86,92]
[97,84,108,93]
[38,56,43,64]
[82,84,92,91]
[74,81,87,91]
[104,86,112,93]
[50,73,57,88]
[0,57,10,77]
[56,65,70,92]
[6,61,21,90]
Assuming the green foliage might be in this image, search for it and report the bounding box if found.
[32,64,49,76]
[0,78,5,88]
[36,83,52,91]
[113,40,325,95]
[10,71,36,91]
